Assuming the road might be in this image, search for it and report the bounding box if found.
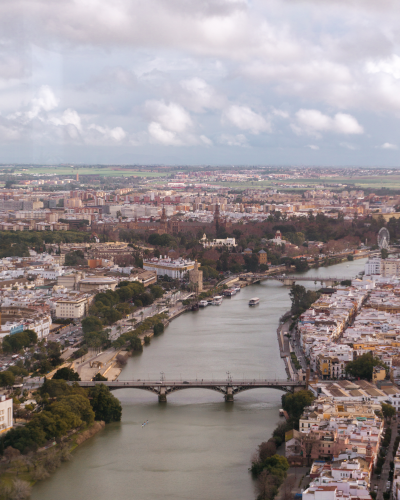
[370,418,397,500]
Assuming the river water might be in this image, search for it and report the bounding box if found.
[32,258,367,500]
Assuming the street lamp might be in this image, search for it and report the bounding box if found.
[226,371,232,384]
[160,371,165,382]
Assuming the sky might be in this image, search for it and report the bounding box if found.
[2,0,400,166]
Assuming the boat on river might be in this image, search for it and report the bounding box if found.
[234,286,241,292]
[248,297,260,306]
[223,288,236,297]
[199,300,209,307]
[212,296,223,305]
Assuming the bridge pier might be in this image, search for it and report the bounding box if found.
[324,280,337,287]
[225,386,234,402]
[283,279,296,286]
[158,387,167,403]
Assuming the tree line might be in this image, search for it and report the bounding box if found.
[1,379,121,455]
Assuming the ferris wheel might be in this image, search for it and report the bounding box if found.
[378,227,390,250]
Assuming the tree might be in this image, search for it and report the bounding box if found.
[81,316,103,334]
[289,285,320,317]
[130,336,143,352]
[89,384,122,423]
[258,440,277,462]
[345,352,388,381]
[24,329,38,344]
[149,285,164,299]
[281,390,315,428]
[116,354,127,367]
[93,373,108,381]
[244,254,259,273]
[381,248,389,259]
[153,322,164,335]
[53,367,81,381]
[10,478,31,500]
[4,446,21,463]
[0,370,15,387]
[382,403,396,420]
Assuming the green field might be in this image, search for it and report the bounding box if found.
[278,176,400,189]
[4,165,400,190]
[5,166,168,178]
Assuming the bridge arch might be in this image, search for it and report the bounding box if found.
[102,381,300,402]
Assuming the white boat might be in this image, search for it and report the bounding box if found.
[234,286,241,292]
[199,300,208,307]
[212,296,223,305]
[223,288,236,297]
[249,297,260,306]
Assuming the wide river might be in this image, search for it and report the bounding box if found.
[32,258,367,500]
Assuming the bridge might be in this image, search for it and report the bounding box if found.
[75,378,306,402]
[255,274,352,287]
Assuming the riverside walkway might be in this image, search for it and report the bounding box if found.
[75,378,307,402]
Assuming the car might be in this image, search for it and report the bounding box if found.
[182,381,190,384]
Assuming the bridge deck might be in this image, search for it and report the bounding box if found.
[258,275,350,282]
[76,379,304,388]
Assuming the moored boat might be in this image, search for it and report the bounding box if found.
[223,288,236,297]
[234,286,241,292]
[212,295,223,305]
[248,297,260,306]
[199,300,208,307]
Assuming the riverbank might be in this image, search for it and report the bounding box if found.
[0,420,106,491]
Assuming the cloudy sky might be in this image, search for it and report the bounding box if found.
[2,0,400,166]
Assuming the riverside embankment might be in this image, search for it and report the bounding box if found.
[31,258,367,500]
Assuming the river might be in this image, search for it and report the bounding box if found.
[32,258,367,500]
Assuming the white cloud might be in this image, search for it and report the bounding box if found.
[380,142,398,150]
[366,55,400,80]
[223,105,271,134]
[148,122,183,146]
[145,99,212,146]
[145,100,194,146]
[200,134,213,146]
[307,144,319,150]
[293,109,364,137]
[220,133,249,146]
[180,78,224,112]
[88,125,126,142]
[145,100,193,133]
[340,142,358,150]
[27,85,59,120]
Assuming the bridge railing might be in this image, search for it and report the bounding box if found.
[75,379,303,386]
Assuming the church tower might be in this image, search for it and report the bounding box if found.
[214,203,220,233]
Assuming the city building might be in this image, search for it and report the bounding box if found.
[143,257,195,279]
[0,396,13,435]
[55,294,89,319]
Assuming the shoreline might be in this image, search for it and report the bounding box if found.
[250,256,368,499]
[0,420,106,491]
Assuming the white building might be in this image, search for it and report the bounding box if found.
[143,257,195,279]
[0,396,13,435]
[364,257,381,276]
[28,266,65,280]
[55,295,88,319]
[200,235,237,248]
[365,257,400,278]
